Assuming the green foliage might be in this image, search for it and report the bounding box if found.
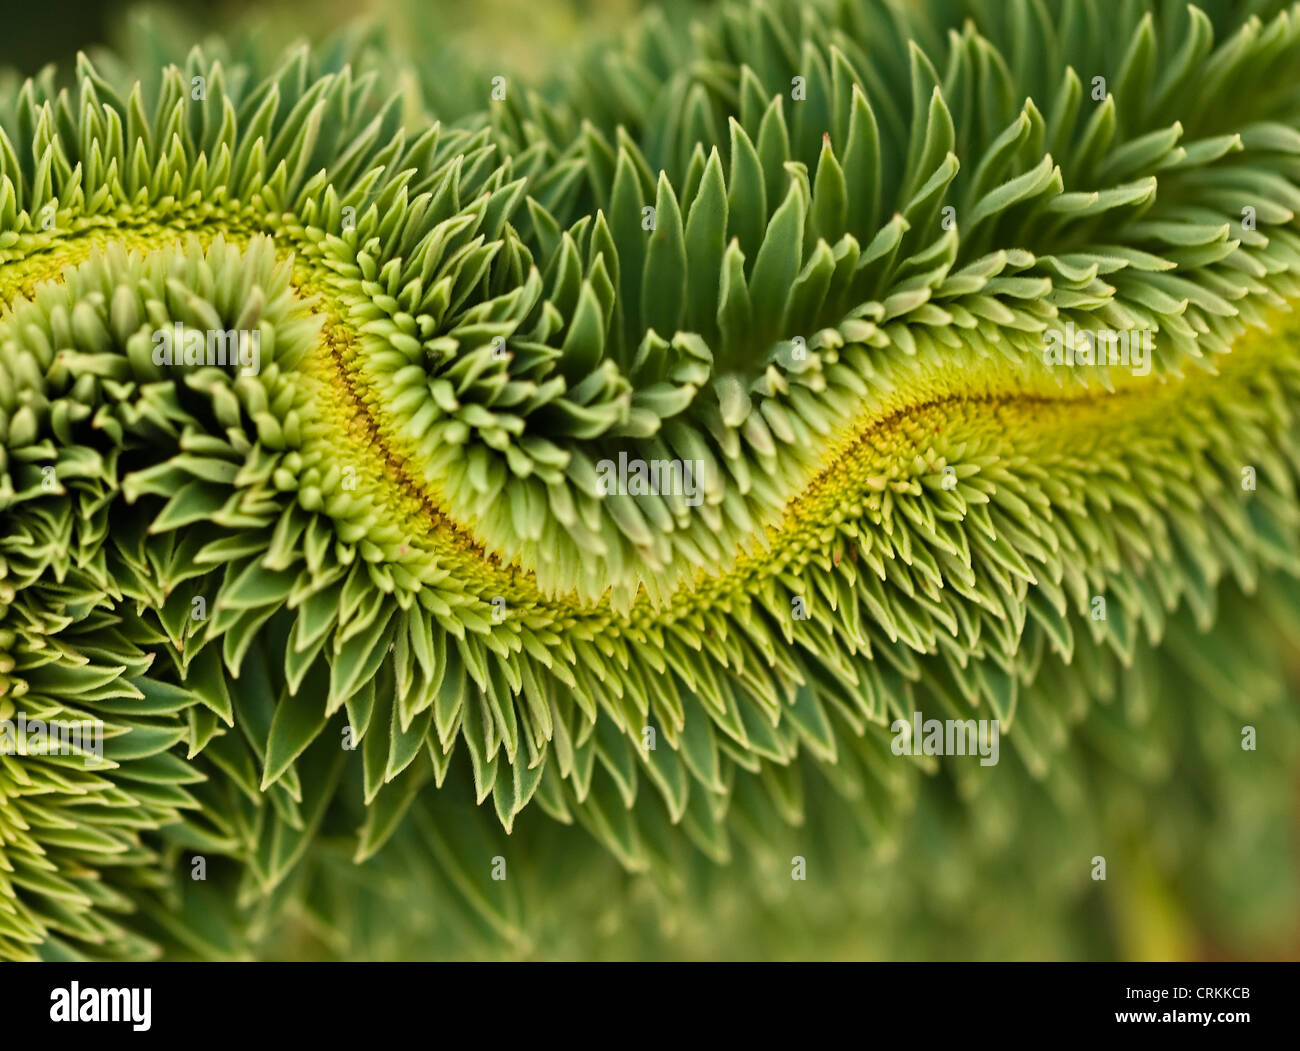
[1,0,1299,959]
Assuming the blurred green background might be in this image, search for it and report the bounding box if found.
[0,0,655,76]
